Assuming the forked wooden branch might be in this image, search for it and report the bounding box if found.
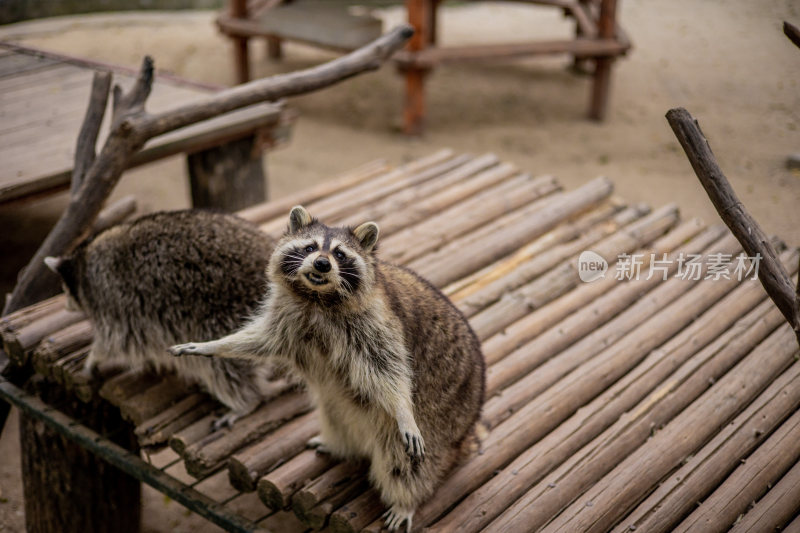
[1,25,413,318]
[666,107,800,346]
[72,71,111,195]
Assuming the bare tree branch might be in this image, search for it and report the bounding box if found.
[72,71,111,195]
[666,107,800,346]
[91,195,138,235]
[1,25,413,317]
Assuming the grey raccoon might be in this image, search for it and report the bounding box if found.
[46,209,282,429]
[170,206,486,531]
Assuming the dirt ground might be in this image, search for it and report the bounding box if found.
[1,1,799,531]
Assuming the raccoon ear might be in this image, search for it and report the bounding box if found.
[353,222,379,252]
[44,256,63,274]
[289,206,313,233]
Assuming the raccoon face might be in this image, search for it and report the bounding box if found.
[271,206,379,304]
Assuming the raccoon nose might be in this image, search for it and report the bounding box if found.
[314,256,332,273]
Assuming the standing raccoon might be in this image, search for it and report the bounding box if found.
[46,209,282,429]
[169,206,486,531]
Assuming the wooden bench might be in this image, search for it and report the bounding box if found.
[217,0,631,134]
[0,42,295,210]
[2,149,799,532]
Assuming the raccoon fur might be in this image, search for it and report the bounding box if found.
[169,206,486,531]
[46,209,282,429]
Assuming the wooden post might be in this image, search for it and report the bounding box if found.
[187,134,266,211]
[20,376,140,533]
[230,0,250,83]
[589,0,617,120]
[403,0,430,135]
[266,36,283,60]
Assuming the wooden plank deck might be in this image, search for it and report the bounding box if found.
[0,43,290,205]
[2,150,799,532]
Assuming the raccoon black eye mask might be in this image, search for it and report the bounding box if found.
[169,205,485,533]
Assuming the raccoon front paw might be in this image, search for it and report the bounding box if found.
[306,435,331,455]
[168,343,209,357]
[400,428,425,459]
[382,506,414,533]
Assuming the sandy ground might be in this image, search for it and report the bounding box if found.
[0,1,799,531]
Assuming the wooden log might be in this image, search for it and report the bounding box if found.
[671,391,800,532]
[616,323,800,532]
[335,154,517,235]
[228,410,319,492]
[667,107,800,344]
[449,251,794,533]
[455,204,647,317]
[257,449,337,510]
[382,173,561,264]
[168,412,219,456]
[468,203,679,340]
[182,390,312,478]
[329,490,384,533]
[445,201,632,300]
[410,176,615,287]
[31,320,92,378]
[99,369,160,406]
[484,228,736,403]
[51,347,88,385]
[387,233,744,529]
[237,158,389,223]
[117,374,193,425]
[301,479,369,530]
[70,360,123,403]
[440,291,786,533]
[728,458,800,533]
[537,324,799,533]
[480,218,709,365]
[0,294,66,364]
[291,460,368,523]
[258,150,464,236]
[134,392,217,447]
[4,307,85,366]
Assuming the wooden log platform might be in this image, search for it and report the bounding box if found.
[2,149,798,532]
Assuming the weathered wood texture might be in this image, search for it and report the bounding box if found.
[3,150,799,533]
[20,376,140,533]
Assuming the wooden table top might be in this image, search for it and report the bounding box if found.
[0,43,285,205]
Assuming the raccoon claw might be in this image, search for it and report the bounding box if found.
[306,436,331,455]
[383,506,413,532]
[212,412,239,431]
[402,431,425,459]
[168,343,208,357]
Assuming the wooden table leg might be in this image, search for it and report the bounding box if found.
[187,134,267,212]
[403,68,427,136]
[589,0,618,120]
[266,36,283,61]
[403,0,432,135]
[230,0,250,83]
[20,377,140,533]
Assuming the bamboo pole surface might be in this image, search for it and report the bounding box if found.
[673,391,800,532]
[536,324,799,533]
